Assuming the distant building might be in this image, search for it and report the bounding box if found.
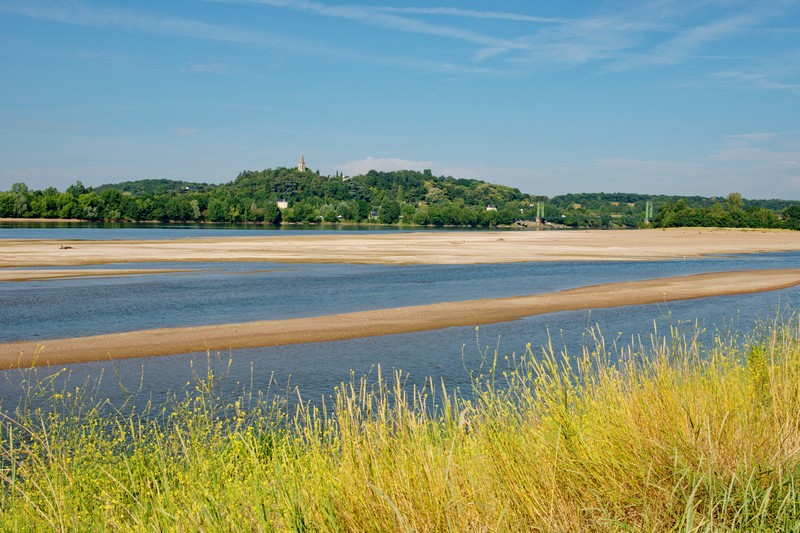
[486,204,497,211]
[298,152,306,172]
[276,199,288,210]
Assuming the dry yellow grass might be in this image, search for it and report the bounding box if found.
[2,314,800,530]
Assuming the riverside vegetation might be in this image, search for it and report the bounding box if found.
[2,168,799,228]
[2,314,800,530]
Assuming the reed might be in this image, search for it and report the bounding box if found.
[1,313,800,531]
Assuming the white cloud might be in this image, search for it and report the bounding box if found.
[376,6,564,24]
[725,132,781,142]
[0,0,351,58]
[8,0,796,80]
[220,0,526,51]
[0,0,495,75]
[183,62,230,74]
[710,131,800,164]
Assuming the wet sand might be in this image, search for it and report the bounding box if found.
[0,268,191,282]
[2,269,798,369]
[2,228,800,270]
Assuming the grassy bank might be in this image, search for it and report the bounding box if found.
[2,316,800,531]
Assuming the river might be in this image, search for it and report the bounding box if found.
[1,225,798,410]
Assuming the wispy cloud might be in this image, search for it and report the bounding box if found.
[4,0,798,84]
[713,49,800,95]
[183,61,231,74]
[217,0,528,53]
[610,10,771,70]
[717,71,800,93]
[0,118,85,136]
[0,0,304,49]
[376,6,564,24]
[224,0,781,72]
[0,0,495,74]
[711,131,800,163]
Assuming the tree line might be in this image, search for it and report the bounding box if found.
[0,168,532,226]
[1,169,798,229]
[651,193,800,230]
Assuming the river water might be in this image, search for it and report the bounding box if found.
[1,225,798,410]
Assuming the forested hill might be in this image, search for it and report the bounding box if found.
[0,168,533,226]
[94,178,215,196]
[547,192,800,228]
[1,167,799,229]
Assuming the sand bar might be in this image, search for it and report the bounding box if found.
[0,268,191,282]
[2,269,798,369]
[2,228,800,269]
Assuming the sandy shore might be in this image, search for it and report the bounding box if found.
[0,268,192,282]
[2,269,799,369]
[2,228,800,270]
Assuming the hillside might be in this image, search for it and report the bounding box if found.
[0,168,533,226]
[1,169,799,229]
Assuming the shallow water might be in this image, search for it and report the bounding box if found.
[2,286,795,412]
[3,253,798,342]
[1,249,798,410]
[2,223,799,408]
[0,221,479,240]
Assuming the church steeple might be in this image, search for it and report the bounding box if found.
[298,152,306,172]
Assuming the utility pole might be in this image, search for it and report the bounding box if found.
[644,201,653,224]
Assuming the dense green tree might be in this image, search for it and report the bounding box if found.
[3,173,798,230]
[356,199,371,221]
[10,183,30,217]
[263,202,282,224]
[783,205,800,229]
[412,205,429,225]
[0,193,14,217]
[207,198,228,222]
[285,201,316,223]
[379,200,401,224]
[164,196,194,222]
[66,180,87,197]
[317,205,335,223]
[400,203,416,224]
[726,192,744,212]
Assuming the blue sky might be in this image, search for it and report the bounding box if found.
[1,0,799,199]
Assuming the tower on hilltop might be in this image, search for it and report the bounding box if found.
[298,152,306,172]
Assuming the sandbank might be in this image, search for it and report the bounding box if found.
[0,268,192,282]
[2,269,798,369]
[2,228,800,269]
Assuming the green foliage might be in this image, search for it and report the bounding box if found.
[782,205,800,230]
[545,192,799,230]
[262,201,282,225]
[0,168,535,226]
[3,172,798,229]
[378,200,401,224]
[652,193,788,229]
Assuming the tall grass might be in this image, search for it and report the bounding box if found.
[2,314,800,531]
